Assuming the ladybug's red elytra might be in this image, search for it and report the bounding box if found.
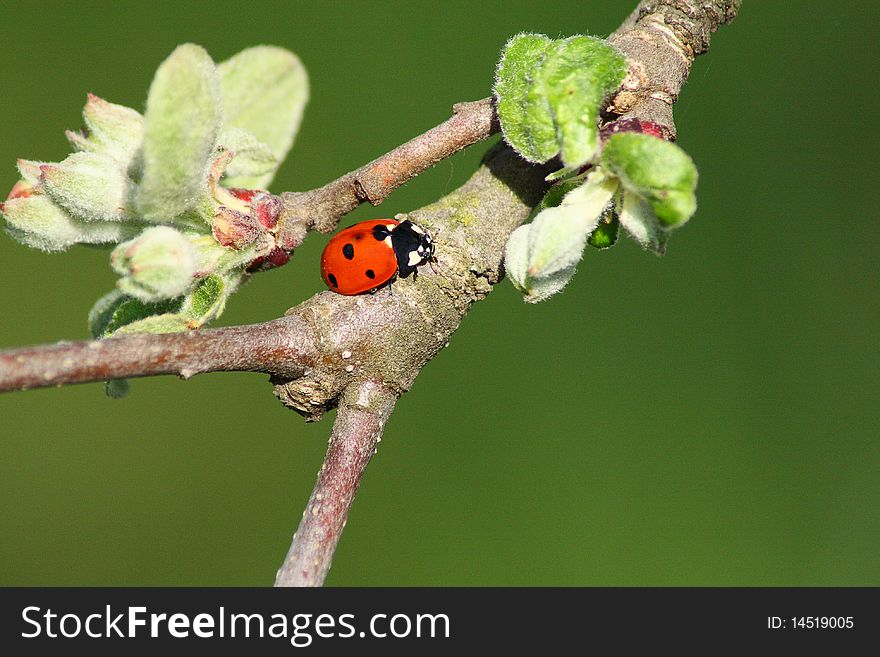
[320,219,435,295]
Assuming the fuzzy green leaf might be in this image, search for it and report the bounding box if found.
[588,194,620,249]
[78,94,145,169]
[618,188,666,254]
[504,171,618,302]
[137,44,221,222]
[218,46,309,189]
[504,223,531,294]
[526,172,617,278]
[539,36,627,167]
[495,33,627,167]
[1,194,133,252]
[88,289,128,338]
[523,265,578,304]
[16,159,43,185]
[40,152,136,223]
[182,273,226,322]
[494,33,557,163]
[111,312,192,335]
[601,132,698,227]
[96,294,183,337]
[105,379,131,398]
[218,127,278,180]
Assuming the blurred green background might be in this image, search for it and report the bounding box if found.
[1,1,877,586]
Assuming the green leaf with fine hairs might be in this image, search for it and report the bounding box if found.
[111,312,192,335]
[182,273,226,322]
[588,195,620,250]
[539,36,627,167]
[1,194,134,252]
[495,33,627,167]
[105,379,131,399]
[78,94,145,170]
[601,132,698,227]
[95,294,183,337]
[218,127,279,180]
[504,170,618,303]
[40,152,137,223]
[526,172,617,278]
[218,46,309,189]
[494,33,557,163]
[88,289,128,338]
[618,188,666,255]
[137,44,221,222]
[504,223,531,294]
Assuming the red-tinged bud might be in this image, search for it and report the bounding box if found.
[211,207,261,249]
[600,118,671,142]
[253,192,282,230]
[6,180,35,201]
[227,187,260,202]
[246,246,291,272]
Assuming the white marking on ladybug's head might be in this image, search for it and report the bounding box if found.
[409,223,425,235]
[408,250,422,267]
[384,236,393,248]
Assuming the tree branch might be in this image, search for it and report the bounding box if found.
[0,318,314,392]
[606,0,742,138]
[275,380,397,587]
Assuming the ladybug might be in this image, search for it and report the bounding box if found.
[320,219,435,295]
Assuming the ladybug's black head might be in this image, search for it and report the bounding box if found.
[391,220,434,279]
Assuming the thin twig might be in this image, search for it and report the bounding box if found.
[0,317,313,392]
[276,97,499,243]
[275,380,398,587]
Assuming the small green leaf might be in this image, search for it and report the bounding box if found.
[88,289,128,338]
[98,295,183,337]
[182,273,226,322]
[588,197,620,249]
[112,312,192,335]
[17,159,43,185]
[218,46,309,189]
[80,94,145,168]
[539,36,627,167]
[494,33,557,163]
[618,188,665,254]
[526,172,616,277]
[601,132,698,227]
[111,226,199,302]
[40,152,136,223]
[533,178,583,214]
[105,379,130,398]
[504,171,618,303]
[137,44,221,222]
[503,223,531,294]
[523,265,577,304]
[1,194,133,252]
[495,33,627,167]
[219,127,278,180]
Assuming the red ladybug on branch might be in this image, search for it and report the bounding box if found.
[320,219,435,295]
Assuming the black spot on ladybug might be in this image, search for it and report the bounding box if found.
[365,269,376,279]
[354,233,364,241]
[327,273,338,288]
[342,243,354,260]
[372,225,390,240]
